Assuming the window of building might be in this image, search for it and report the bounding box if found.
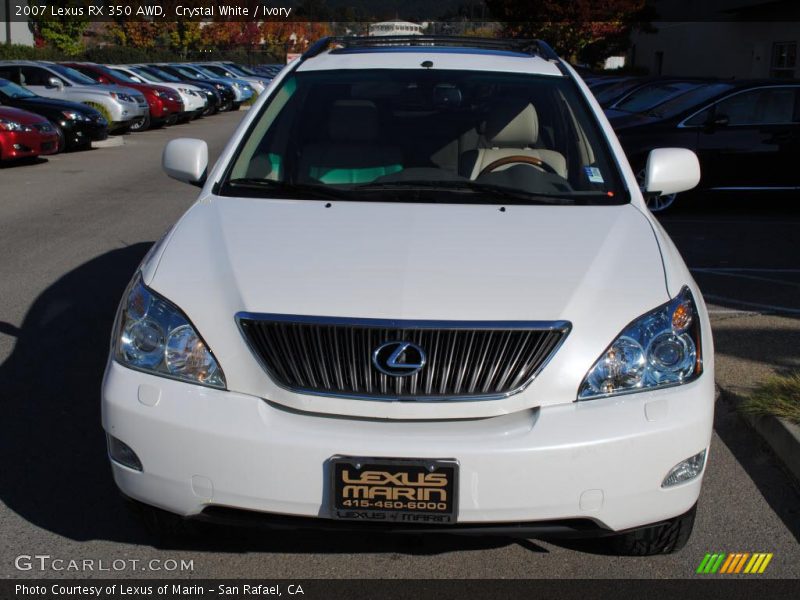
[771,42,797,78]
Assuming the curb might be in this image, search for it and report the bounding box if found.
[719,386,800,484]
[92,136,124,149]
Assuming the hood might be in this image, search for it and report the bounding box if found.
[7,96,100,118]
[0,105,47,125]
[145,198,671,417]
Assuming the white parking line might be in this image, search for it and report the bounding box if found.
[703,295,800,315]
[692,268,800,273]
[692,270,800,288]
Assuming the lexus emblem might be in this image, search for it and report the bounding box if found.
[372,341,426,377]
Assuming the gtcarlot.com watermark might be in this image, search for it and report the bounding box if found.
[15,555,194,573]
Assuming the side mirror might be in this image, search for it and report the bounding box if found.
[162,138,208,187]
[643,148,700,197]
[47,77,63,90]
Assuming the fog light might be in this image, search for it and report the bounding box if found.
[107,434,143,471]
[662,449,706,488]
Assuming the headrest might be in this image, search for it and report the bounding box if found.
[484,101,539,148]
[328,100,379,142]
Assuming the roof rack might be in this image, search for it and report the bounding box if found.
[301,36,560,62]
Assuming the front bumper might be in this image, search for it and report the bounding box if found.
[102,360,714,533]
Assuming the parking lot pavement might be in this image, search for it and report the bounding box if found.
[0,120,798,580]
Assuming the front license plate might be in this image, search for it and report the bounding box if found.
[330,456,458,524]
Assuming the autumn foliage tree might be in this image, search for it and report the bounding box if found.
[486,0,651,65]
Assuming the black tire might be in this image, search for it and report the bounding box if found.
[603,504,697,556]
[129,114,151,132]
[219,98,233,112]
[232,102,241,111]
[51,122,66,153]
[635,167,679,213]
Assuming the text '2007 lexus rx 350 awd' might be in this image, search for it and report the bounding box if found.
[102,36,714,555]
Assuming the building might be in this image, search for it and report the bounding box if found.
[368,21,424,37]
[1,0,34,46]
[629,0,799,78]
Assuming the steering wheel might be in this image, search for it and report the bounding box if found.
[478,155,559,178]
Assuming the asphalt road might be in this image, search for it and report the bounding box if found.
[0,111,798,580]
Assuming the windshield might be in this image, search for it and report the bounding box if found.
[192,65,220,78]
[173,65,203,79]
[613,82,705,113]
[228,63,256,76]
[133,66,174,83]
[0,78,37,99]
[221,68,626,206]
[649,83,735,118]
[594,79,641,104]
[98,65,137,84]
[48,64,98,86]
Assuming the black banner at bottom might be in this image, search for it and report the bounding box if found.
[2,579,797,600]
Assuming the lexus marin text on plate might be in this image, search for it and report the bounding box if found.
[102,36,714,555]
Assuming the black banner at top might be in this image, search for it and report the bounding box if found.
[2,0,800,23]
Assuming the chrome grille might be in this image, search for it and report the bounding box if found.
[237,314,570,401]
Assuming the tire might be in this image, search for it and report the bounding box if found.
[51,122,66,153]
[602,504,697,556]
[219,98,233,112]
[636,167,679,213]
[129,113,150,132]
[232,102,241,111]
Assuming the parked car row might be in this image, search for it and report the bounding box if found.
[586,74,800,211]
[0,60,280,165]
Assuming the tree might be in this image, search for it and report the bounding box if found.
[30,6,89,56]
[485,0,651,66]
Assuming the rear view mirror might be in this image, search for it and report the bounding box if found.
[46,77,63,90]
[163,138,208,187]
[643,148,700,197]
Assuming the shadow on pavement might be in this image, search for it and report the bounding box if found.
[712,393,800,544]
[0,245,549,557]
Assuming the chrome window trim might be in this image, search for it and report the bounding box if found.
[235,312,572,403]
[678,84,800,129]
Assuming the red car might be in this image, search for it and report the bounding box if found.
[0,106,59,161]
[63,62,185,131]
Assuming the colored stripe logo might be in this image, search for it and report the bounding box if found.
[696,553,773,574]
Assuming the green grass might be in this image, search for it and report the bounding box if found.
[740,371,800,425]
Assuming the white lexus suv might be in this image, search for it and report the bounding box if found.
[102,36,714,555]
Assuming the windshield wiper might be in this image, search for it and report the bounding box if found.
[355,180,577,204]
[225,178,353,200]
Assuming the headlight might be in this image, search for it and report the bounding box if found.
[113,275,226,389]
[0,118,31,132]
[111,92,134,103]
[61,110,89,121]
[578,286,702,400]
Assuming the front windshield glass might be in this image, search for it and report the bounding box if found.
[0,78,37,99]
[614,82,704,113]
[174,65,203,79]
[649,83,735,119]
[221,68,626,205]
[192,65,219,78]
[48,64,98,85]
[229,63,256,76]
[99,65,137,84]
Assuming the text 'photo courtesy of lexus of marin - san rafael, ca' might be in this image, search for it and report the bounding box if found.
[101,36,714,556]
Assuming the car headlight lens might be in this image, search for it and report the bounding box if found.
[114,275,225,389]
[0,118,31,131]
[578,286,702,400]
[61,110,83,120]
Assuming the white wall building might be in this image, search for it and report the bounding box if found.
[368,21,424,37]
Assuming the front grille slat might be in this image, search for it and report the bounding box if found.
[239,316,568,401]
